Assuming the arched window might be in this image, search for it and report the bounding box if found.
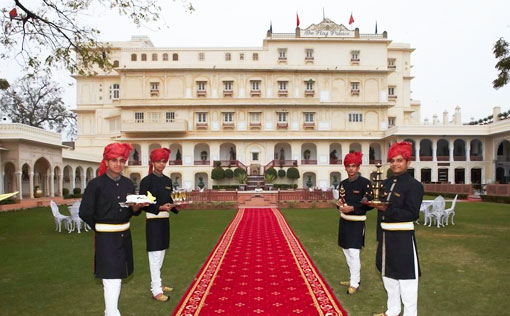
[113,60,119,67]
[152,53,158,61]
[163,53,168,61]
[225,53,231,61]
[131,54,137,61]
[172,53,179,61]
[141,53,147,61]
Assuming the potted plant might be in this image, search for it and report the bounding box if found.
[332,175,339,189]
[303,149,311,160]
[200,150,208,161]
[34,186,43,198]
[197,176,205,190]
[287,167,300,189]
[265,173,277,190]
[237,172,248,191]
[306,175,313,189]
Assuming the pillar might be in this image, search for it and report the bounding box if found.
[29,171,34,199]
[50,172,55,197]
[15,171,22,200]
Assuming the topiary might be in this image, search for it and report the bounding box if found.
[73,187,81,195]
[233,167,246,177]
[63,188,69,196]
[287,167,300,180]
[224,168,234,179]
[211,167,225,180]
[265,167,277,178]
[278,169,286,178]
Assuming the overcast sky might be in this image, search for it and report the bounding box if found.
[2,0,510,123]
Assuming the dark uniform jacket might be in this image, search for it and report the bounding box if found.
[338,175,373,249]
[79,174,140,279]
[376,172,423,279]
[139,173,178,252]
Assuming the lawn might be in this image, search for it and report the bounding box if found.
[1,201,509,316]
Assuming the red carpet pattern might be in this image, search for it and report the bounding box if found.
[172,208,346,316]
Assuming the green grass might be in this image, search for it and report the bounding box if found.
[1,202,509,316]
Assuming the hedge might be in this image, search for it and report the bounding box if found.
[224,168,234,179]
[481,195,510,204]
[424,192,468,199]
[277,169,286,178]
[211,167,225,180]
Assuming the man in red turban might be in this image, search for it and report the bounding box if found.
[140,147,181,302]
[337,151,373,294]
[80,142,145,316]
[372,141,423,316]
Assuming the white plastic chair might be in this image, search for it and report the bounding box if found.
[68,201,89,233]
[50,200,72,233]
[442,194,458,226]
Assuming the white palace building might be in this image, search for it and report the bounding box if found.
[67,19,509,191]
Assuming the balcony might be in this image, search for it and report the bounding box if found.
[264,159,298,171]
[223,90,233,97]
[350,58,360,65]
[305,57,314,61]
[194,160,210,166]
[420,156,433,161]
[222,122,235,129]
[470,155,483,161]
[304,90,315,97]
[388,65,396,70]
[351,89,360,95]
[197,90,207,97]
[249,122,262,129]
[250,90,261,97]
[196,123,208,130]
[388,95,398,100]
[168,160,182,165]
[277,122,288,129]
[329,159,343,165]
[150,90,159,97]
[454,156,466,161]
[278,90,288,97]
[121,119,187,133]
[301,159,317,165]
[437,156,449,161]
[303,122,315,129]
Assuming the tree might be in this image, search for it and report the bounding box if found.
[1,1,194,75]
[0,74,76,136]
[493,37,510,89]
[0,78,8,90]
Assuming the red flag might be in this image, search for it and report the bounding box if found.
[349,13,354,25]
[296,13,300,27]
[9,8,17,20]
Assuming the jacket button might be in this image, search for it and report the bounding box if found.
[121,234,124,237]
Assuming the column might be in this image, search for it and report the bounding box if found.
[361,142,370,165]
[50,172,55,197]
[58,172,63,197]
[449,139,454,162]
[466,140,471,162]
[415,140,421,162]
[415,167,422,182]
[448,167,454,184]
[432,141,437,162]
[0,170,4,194]
[15,171,22,200]
[29,171,34,199]
[141,143,149,166]
[431,166,438,182]
[465,168,471,184]
[81,171,86,192]
[70,171,75,192]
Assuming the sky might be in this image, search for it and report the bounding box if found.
[1,0,510,123]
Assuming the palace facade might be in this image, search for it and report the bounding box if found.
[72,19,510,191]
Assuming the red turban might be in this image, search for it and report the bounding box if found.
[344,151,363,167]
[98,143,133,176]
[388,141,413,161]
[148,148,171,174]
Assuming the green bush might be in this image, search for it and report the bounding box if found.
[63,194,73,199]
[212,185,239,190]
[265,167,277,177]
[224,168,234,179]
[0,198,17,205]
[73,187,81,195]
[481,195,510,204]
[424,192,468,199]
[211,167,225,180]
[287,167,300,180]
[233,167,246,177]
[62,188,69,196]
[278,169,286,178]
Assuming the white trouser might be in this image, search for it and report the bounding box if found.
[383,241,419,316]
[103,279,122,316]
[148,249,166,296]
[342,248,361,287]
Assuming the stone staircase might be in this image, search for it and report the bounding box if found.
[238,192,278,207]
[246,175,265,191]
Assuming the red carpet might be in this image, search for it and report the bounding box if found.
[172,207,347,316]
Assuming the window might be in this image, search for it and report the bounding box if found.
[277,112,288,128]
[278,48,287,60]
[166,112,175,123]
[348,113,363,122]
[113,60,119,67]
[305,80,314,91]
[252,53,259,61]
[150,82,159,96]
[109,84,120,100]
[388,58,396,69]
[278,81,288,91]
[225,53,231,61]
[148,112,160,123]
[197,81,207,97]
[135,112,144,123]
[304,112,315,123]
[351,50,360,62]
[250,112,261,126]
[252,152,259,161]
[239,53,244,60]
[141,53,147,61]
[223,81,233,97]
[388,86,397,99]
[223,112,234,124]
[197,112,207,123]
[250,80,261,96]
[388,117,396,127]
[131,54,137,61]
[305,49,314,60]
[172,53,178,61]
[351,82,360,95]
[163,53,168,61]
[198,52,204,61]
[152,53,158,61]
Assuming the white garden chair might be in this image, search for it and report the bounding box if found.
[50,200,72,233]
[442,194,458,226]
[68,201,89,233]
[427,195,446,228]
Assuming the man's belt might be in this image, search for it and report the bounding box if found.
[381,221,414,231]
[95,222,130,232]
[146,211,170,219]
[340,213,367,221]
